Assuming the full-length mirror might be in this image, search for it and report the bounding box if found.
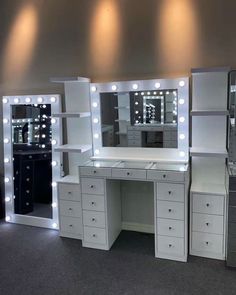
[12,104,52,218]
[100,90,178,148]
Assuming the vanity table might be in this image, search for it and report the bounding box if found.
[77,160,189,262]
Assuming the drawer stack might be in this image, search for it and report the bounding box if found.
[154,171,187,262]
[227,177,236,266]
[58,183,82,239]
[81,171,108,250]
[190,193,226,260]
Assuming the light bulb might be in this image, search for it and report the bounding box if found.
[94,149,100,155]
[179,151,185,157]
[155,82,161,89]
[4,158,10,163]
[50,96,56,103]
[52,222,58,228]
[51,161,57,167]
[135,102,139,105]
[52,182,57,187]
[92,102,98,108]
[42,124,46,128]
[166,91,170,95]
[135,111,139,114]
[2,98,8,104]
[3,118,9,124]
[112,85,117,91]
[141,92,144,96]
[179,99,185,105]
[4,177,10,183]
[135,92,138,96]
[14,98,19,104]
[94,134,99,139]
[179,134,185,140]
[179,80,185,87]
[4,138,10,144]
[160,92,163,95]
[132,84,138,90]
[179,117,185,123]
[147,92,150,95]
[42,134,46,138]
[179,166,185,172]
[95,163,101,168]
[25,97,31,103]
[42,144,46,148]
[5,197,11,202]
[93,118,99,124]
[51,118,56,124]
[51,139,57,145]
[5,216,11,222]
[52,202,57,208]
[91,86,97,92]
[37,97,43,103]
[43,105,46,109]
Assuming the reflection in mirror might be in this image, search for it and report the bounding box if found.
[100,90,178,148]
[12,104,52,219]
[229,71,236,163]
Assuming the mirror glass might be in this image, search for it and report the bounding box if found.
[229,71,236,163]
[12,104,53,219]
[100,89,178,148]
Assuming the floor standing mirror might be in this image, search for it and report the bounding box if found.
[3,95,62,229]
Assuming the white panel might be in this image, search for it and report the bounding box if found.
[65,82,90,112]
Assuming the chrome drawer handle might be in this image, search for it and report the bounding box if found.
[69,224,73,227]
[90,185,94,188]
[68,192,72,194]
[92,218,96,222]
[127,172,131,176]
[69,208,72,211]
[205,241,209,245]
[91,202,96,206]
[168,244,172,248]
[169,226,172,230]
[92,234,96,237]
[163,174,166,178]
[206,203,210,207]
[93,170,97,174]
[168,191,172,195]
[168,209,172,212]
[206,222,209,226]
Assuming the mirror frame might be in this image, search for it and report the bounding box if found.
[90,77,189,162]
[2,95,62,229]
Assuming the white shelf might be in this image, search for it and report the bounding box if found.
[191,182,226,195]
[190,147,228,158]
[115,119,130,122]
[114,106,129,110]
[54,144,92,153]
[52,112,91,118]
[191,110,229,116]
[56,175,79,184]
[50,77,90,83]
[115,132,127,135]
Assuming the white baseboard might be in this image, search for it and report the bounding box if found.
[122,222,154,234]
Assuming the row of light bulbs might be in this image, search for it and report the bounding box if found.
[91,81,185,93]
[4,118,57,125]
[2,96,57,104]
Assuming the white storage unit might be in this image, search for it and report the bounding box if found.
[190,68,229,260]
[51,77,92,239]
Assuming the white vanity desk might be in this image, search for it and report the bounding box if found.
[79,159,189,262]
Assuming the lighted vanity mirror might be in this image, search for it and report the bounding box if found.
[229,70,236,163]
[3,95,62,229]
[100,89,178,148]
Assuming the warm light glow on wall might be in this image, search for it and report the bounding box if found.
[3,3,38,82]
[157,0,200,71]
[89,0,121,72]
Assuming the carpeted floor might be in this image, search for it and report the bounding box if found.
[0,221,235,295]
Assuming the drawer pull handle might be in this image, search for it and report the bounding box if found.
[168,209,172,212]
[26,166,30,170]
[69,224,73,227]
[205,241,209,245]
[91,202,96,205]
[69,208,72,211]
[169,226,172,230]
[206,203,210,207]
[163,174,166,178]
[168,191,172,195]
[127,172,130,176]
[93,170,97,174]
[90,185,94,188]
[92,218,96,222]
[68,192,72,194]
[92,234,96,237]
[168,244,172,248]
[206,222,209,226]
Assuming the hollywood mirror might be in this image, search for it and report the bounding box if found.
[3,95,62,229]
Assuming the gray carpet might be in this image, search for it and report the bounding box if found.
[0,222,235,295]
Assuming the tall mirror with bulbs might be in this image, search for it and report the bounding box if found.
[3,95,62,229]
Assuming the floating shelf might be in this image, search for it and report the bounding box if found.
[50,77,90,83]
[115,119,130,123]
[52,112,91,118]
[54,144,92,153]
[115,132,127,135]
[190,147,228,158]
[56,175,79,184]
[191,182,226,195]
[114,106,130,110]
[191,110,229,116]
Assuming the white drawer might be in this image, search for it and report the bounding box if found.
[82,194,105,212]
[192,232,223,254]
[81,178,105,195]
[59,200,82,217]
[80,167,111,177]
[157,200,184,220]
[192,194,224,215]
[157,236,184,257]
[157,183,184,202]
[58,183,80,201]
[83,226,106,244]
[112,168,146,180]
[157,218,184,238]
[147,171,184,182]
[60,216,82,235]
[192,213,224,235]
[83,210,106,228]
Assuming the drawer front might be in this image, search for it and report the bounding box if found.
[112,168,146,180]
[157,218,184,238]
[82,194,105,212]
[80,167,111,177]
[157,183,184,202]
[147,171,184,182]
[192,232,223,254]
[228,206,236,222]
[60,216,82,235]
[192,213,224,235]
[157,236,184,257]
[58,183,80,201]
[59,200,82,217]
[83,226,106,244]
[192,193,224,215]
[83,211,106,228]
[157,201,184,220]
[81,178,105,195]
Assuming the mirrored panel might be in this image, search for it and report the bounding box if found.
[100,89,178,148]
[12,104,53,218]
[229,71,236,163]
